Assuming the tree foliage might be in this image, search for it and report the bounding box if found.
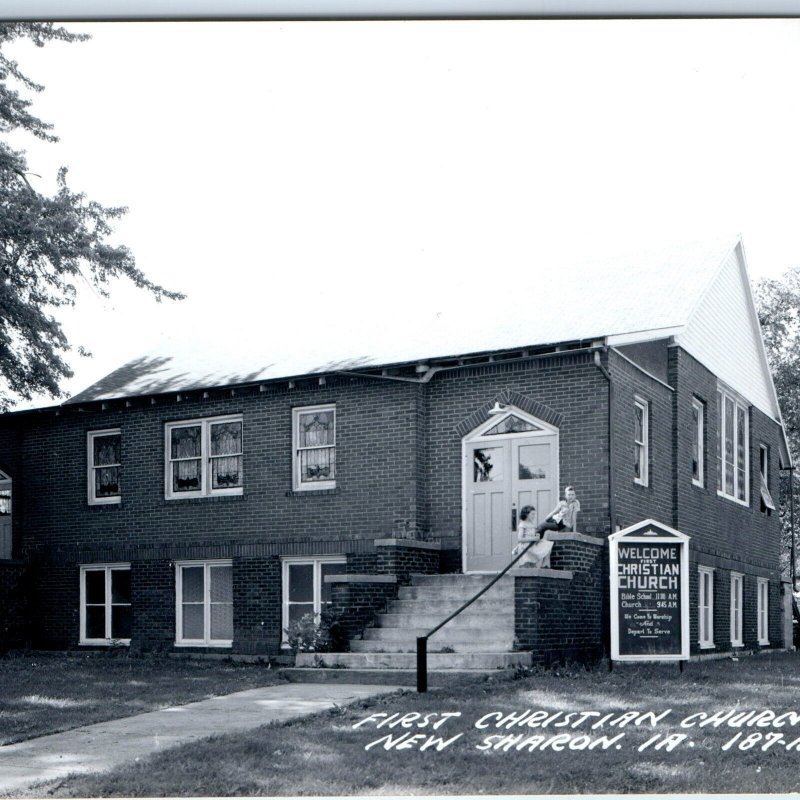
[0,22,183,411]
[755,268,800,583]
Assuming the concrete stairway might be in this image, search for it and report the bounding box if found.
[295,573,532,671]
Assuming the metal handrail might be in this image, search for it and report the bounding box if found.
[416,536,543,692]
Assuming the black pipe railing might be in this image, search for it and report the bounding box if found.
[416,537,542,692]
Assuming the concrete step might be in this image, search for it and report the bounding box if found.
[350,640,513,654]
[279,667,503,687]
[398,583,514,602]
[376,611,514,630]
[406,573,514,588]
[295,651,533,670]
[390,597,509,614]
[361,626,513,646]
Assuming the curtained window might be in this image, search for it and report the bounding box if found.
[88,430,121,505]
[293,406,336,490]
[166,416,243,499]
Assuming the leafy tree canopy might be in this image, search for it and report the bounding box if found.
[0,22,183,411]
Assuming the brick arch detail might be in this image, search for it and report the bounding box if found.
[454,390,563,438]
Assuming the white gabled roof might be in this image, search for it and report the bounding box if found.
[65,233,791,468]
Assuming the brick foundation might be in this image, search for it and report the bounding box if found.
[514,535,605,664]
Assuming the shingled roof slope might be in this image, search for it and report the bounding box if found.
[66,238,737,404]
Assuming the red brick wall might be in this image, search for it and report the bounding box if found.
[669,346,784,653]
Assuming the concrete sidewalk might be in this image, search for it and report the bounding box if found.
[0,682,403,795]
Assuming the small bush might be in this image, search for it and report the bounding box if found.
[284,609,347,653]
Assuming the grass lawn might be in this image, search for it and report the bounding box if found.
[0,651,282,745]
[19,650,800,796]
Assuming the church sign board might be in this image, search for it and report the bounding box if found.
[609,519,690,661]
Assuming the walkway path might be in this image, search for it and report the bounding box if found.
[0,682,402,795]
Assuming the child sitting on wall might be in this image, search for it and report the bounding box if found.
[512,505,550,568]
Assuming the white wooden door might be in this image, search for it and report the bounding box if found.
[465,432,557,572]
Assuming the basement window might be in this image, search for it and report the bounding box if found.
[281,556,346,644]
[175,561,233,647]
[757,578,769,646]
[80,564,131,645]
[698,566,714,649]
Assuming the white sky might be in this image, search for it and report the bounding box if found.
[7,19,800,406]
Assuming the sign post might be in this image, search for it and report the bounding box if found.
[609,519,690,662]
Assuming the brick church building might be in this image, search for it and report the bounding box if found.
[0,238,793,667]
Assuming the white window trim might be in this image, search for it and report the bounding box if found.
[292,405,336,491]
[165,415,243,500]
[634,396,649,487]
[175,560,233,648]
[281,555,346,645]
[692,398,704,488]
[757,577,769,646]
[698,566,715,649]
[716,386,750,506]
[730,572,743,647]
[759,445,776,512]
[87,429,122,506]
[0,470,12,561]
[79,563,131,646]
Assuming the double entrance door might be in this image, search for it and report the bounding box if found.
[464,416,558,572]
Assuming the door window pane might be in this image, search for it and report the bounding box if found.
[474,448,503,482]
[518,444,548,480]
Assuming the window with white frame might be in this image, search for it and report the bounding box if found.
[730,572,743,647]
[716,387,749,504]
[698,566,714,648]
[757,577,769,645]
[80,564,131,645]
[759,445,775,515]
[634,397,649,486]
[175,561,233,646]
[691,398,704,487]
[282,556,346,643]
[165,416,243,499]
[88,429,121,505]
[0,469,11,560]
[292,406,336,490]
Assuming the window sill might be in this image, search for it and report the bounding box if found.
[731,641,744,648]
[174,642,233,648]
[691,479,704,489]
[633,480,649,489]
[716,490,750,508]
[285,488,339,498]
[88,497,122,507]
[699,643,716,650]
[80,640,131,647]
[758,639,770,647]
[162,494,246,506]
